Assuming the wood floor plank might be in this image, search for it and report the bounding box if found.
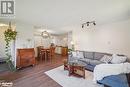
[0,55,66,87]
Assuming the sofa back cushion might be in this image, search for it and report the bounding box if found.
[72,51,77,57]
[77,51,84,58]
[72,51,84,58]
[94,52,105,60]
[84,52,94,59]
[94,52,112,60]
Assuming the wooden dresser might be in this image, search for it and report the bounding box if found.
[17,48,36,69]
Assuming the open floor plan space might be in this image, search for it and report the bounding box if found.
[0,0,130,87]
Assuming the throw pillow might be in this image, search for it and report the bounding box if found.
[72,51,77,58]
[111,54,127,64]
[77,51,84,58]
[100,55,113,63]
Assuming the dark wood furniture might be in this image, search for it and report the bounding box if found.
[46,49,51,61]
[63,59,85,79]
[38,47,56,61]
[69,64,85,79]
[50,47,55,56]
[39,48,52,61]
[62,47,68,56]
[37,46,44,60]
[63,59,69,70]
[16,48,36,69]
[39,49,46,61]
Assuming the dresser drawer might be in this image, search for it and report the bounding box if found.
[20,58,35,67]
[20,59,30,67]
[20,54,34,59]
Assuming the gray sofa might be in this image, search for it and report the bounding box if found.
[68,51,112,71]
[68,51,129,87]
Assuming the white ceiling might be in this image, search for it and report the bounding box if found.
[2,0,130,33]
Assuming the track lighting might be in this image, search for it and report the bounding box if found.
[82,21,96,28]
[93,22,96,25]
[82,24,84,28]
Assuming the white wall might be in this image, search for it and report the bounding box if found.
[72,19,130,58]
[73,19,130,58]
[16,23,34,48]
[55,34,68,47]
[68,31,72,49]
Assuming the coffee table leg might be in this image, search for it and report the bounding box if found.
[69,65,72,76]
[69,66,71,76]
[83,68,85,79]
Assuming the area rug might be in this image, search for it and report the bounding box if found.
[45,66,103,87]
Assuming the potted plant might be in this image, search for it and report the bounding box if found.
[4,23,17,71]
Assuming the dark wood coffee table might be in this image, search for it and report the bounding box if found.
[68,61,85,79]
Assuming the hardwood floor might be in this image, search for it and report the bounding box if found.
[0,55,67,87]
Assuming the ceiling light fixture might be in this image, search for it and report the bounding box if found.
[41,31,50,39]
[82,21,96,28]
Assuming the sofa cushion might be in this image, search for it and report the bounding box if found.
[72,51,84,58]
[72,51,77,58]
[77,51,84,58]
[78,58,92,64]
[84,52,94,59]
[68,56,79,62]
[94,52,105,60]
[85,64,96,71]
[89,60,104,66]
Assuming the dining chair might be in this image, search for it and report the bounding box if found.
[40,49,46,61]
[50,47,55,56]
[46,49,51,61]
[37,46,44,60]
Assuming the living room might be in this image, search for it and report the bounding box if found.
[0,0,130,87]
